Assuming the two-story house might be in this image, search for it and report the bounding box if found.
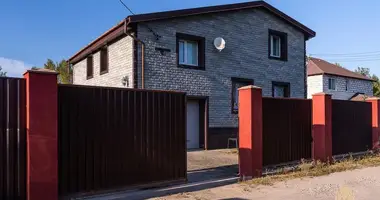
[69,1,316,149]
[307,57,373,100]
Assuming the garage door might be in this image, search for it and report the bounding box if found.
[187,100,199,149]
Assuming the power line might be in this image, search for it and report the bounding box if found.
[119,0,135,15]
[310,50,380,56]
[118,0,162,40]
[326,58,380,62]
[310,54,380,62]
[310,54,380,58]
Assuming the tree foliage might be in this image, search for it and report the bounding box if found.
[35,59,72,84]
[372,74,380,97]
[354,67,371,78]
[0,66,7,77]
[335,63,348,69]
[354,67,380,97]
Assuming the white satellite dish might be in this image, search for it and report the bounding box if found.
[214,37,226,51]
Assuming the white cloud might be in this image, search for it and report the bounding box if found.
[0,57,32,77]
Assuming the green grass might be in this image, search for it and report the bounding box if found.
[247,153,380,186]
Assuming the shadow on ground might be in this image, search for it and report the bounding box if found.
[85,164,239,200]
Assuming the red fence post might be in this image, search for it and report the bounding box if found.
[24,70,58,200]
[312,93,332,162]
[238,85,262,179]
[367,97,380,150]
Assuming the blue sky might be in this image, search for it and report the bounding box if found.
[1,0,380,77]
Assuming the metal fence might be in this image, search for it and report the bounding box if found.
[262,97,312,166]
[332,100,372,155]
[57,85,187,197]
[0,77,27,200]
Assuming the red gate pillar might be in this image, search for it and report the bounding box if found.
[367,97,380,150]
[312,93,332,162]
[24,70,58,200]
[238,85,262,179]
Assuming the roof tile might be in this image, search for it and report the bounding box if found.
[307,57,373,81]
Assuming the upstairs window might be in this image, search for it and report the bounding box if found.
[270,35,281,58]
[100,46,109,74]
[176,33,205,70]
[272,81,290,98]
[268,29,288,61]
[86,56,93,79]
[328,78,336,90]
[179,40,198,66]
[231,77,254,114]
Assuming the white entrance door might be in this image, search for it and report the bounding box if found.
[187,100,200,149]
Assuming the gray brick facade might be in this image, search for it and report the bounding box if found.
[136,8,306,127]
[73,36,134,88]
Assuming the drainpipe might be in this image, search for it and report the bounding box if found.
[124,18,145,89]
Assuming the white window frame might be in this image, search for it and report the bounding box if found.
[270,35,281,58]
[179,40,199,66]
[328,78,336,91]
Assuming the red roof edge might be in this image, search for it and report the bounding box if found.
[307,57,374,81]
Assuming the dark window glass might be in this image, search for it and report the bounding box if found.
[231,78,254,113]
[86,56,93,79]
[100,47,108,74]
[272,81,290,98]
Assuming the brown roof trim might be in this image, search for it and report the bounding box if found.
[69,1,315,64]
[23,69,59,76]
[127,1,315,38]
[308,73,375,82]
[68,20,126,64]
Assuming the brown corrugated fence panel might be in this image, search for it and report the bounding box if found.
[58,85,187,197]
[0,77,27,200]
[262,97,312,166]
[332,100,372,155]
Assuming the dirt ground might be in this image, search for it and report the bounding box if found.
[186,149,239,184]
[86,150,380,200]
[187,149,238,171]
[153,166,380,200]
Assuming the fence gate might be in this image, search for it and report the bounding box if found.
[0,77,27,200]
[58,85,187,197]
[262,98,312,166]
[332,100,372,155]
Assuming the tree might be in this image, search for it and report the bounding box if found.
[354,67,380,97]
[354,67,371,78]
[372,74,380,97]
[0,66,7,77]
[39,59,72,84]
[44,59,56,70]
[334,62,346,69]
[55,60,71,84]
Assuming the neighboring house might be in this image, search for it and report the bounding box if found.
[307,57,373,100]
[68,1,315,149]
